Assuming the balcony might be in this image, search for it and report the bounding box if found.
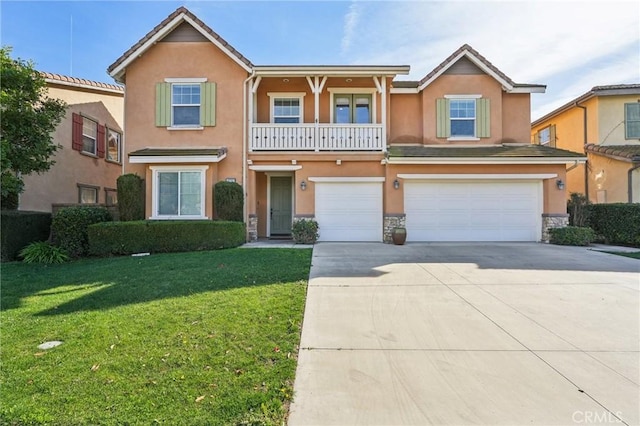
[250,124,384,152]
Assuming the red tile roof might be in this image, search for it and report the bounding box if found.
[42,72,124,93]
[585,144,640,162]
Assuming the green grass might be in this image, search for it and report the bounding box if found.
[0,248,312,425]
[604,251,640,259]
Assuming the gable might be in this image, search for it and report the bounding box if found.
[160,22,208,43]
[443,56,485,76]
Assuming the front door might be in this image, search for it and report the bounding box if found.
[270,176,292,236]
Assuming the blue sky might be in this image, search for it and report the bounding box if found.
[2,1,639,120]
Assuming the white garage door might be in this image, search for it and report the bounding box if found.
[405,180,541,242]
[315,181,383,242]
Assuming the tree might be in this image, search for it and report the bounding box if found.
[1,47,66,209]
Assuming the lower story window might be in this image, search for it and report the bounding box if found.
[151,166,208,219]
[78,184,99,204]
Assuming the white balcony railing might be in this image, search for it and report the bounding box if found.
[250,124,384,151]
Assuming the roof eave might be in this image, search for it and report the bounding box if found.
[387,156,587,165]
[252,65,411,77]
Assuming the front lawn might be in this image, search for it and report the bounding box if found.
[604,251,640,260]
[0,248,312,425]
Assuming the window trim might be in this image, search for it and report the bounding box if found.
[624,102,640,139]
[538,127,551,145]
[81,115,98,156]
[169,81,204,129]
[78,184,100,204]
[448,98,477,140]
[104,187,117,207]
[328,88,377,124]
[150,165,209,220]
[106,127,122,164]
[267,92,306,124]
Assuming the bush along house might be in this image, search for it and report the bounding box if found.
[107,7,586,243]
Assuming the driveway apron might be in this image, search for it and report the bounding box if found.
[287,242,640,425]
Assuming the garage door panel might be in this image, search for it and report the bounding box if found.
[405,180,540,242]
[315,182,382,242]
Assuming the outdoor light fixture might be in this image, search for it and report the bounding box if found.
[282,78,289,83]
[393,179,400,190]
[300,180,307,191]
[556,179,565,190]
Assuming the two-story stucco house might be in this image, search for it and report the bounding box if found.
[19,73,124,212]
[107,7,584,243]
[531,84,640,203]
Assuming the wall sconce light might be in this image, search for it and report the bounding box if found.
[282,78,289,83]
[393,179,400,190]
[556,179,565,190]
[300,180,307,191]
[345,78,353,83]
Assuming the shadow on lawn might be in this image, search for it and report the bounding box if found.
[1,249,311,315]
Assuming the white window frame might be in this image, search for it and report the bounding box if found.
[106,127,121,163]
[166,78,207,129]
[267,92,305,124]
[81,116,98,155]
[445,94,480,140]
[150,165,209,220]
[538,127,551,145]
[625,102,640,139]
[328,88,377,124]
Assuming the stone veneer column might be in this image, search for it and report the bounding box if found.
[541,213,569,243]
[383,214,406,244]
[247,214,258,242]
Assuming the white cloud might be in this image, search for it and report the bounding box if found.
[341,2,362,56]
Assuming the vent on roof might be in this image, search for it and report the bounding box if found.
[160,22,208,43]
[444,56,485,76]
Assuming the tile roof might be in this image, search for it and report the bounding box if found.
[388,144,585,158]
[42,72,124,93]
[129,148,226,157]
[585,144,640,161]
[107,7,253,78]
[417,44,544,91]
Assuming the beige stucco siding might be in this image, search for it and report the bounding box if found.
[389,93,422,144]
[19,84,123,212]
[597,95,640,144]
[587,154,638,203]
[502,93,531,142]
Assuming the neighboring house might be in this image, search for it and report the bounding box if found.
[19,73,124,212]
[107,7,584,243]
[531,84,640,203]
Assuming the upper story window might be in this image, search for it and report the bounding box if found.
[625,102,640,139]
[156,79,216,129]
[106,128,121,163]
[268,93,305,124]
[538,127,550,145]
[436,96,490,140]
[82,117,98,154]
[334,94,372,124]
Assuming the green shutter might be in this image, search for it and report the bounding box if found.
[201,82,216,127]
[155,83,171,127]
[476,98,490,138]
[549,124,556,147]
[533,131,540,144]
[436,98,450,138]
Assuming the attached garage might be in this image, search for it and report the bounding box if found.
[312,178,383,242]
[404,177,543,242]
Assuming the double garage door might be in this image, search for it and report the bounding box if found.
[313,179,541,242]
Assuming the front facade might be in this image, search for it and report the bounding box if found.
[531,84,640,203]
[19,73,124,212]
[109,7,584,243]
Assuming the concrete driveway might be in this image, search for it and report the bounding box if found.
[288,243,639,425]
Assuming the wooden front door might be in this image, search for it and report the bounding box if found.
[270,176,292,236]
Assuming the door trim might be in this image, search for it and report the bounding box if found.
[266,173,294,237]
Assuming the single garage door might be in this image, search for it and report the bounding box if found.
[315,181,383,242]
[405,180,541,242]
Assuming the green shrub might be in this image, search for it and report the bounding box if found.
[1,210,52,262]
[19,241,69,264]
[52,206,112,257]
[549,226,596,246]
[567,192,590,227]
[291,219,319,244]
[588,203,640,247]
[117,174,145,221]
[214,181,243,221]
[1,191,19,210]
[88,220,245,256]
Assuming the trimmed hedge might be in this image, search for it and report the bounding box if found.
[52,206,112,258]
[214,181,243,221]
[117,174,145,221]
[549,226,595,246]
[1,210,52,262]
[88,220,245,256]
[588,203,640,247]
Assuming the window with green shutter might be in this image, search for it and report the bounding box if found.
[436,97,490,139]
[625,103,640,139]
[156,81,216,128]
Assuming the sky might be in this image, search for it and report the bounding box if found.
[1,0,639,121]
